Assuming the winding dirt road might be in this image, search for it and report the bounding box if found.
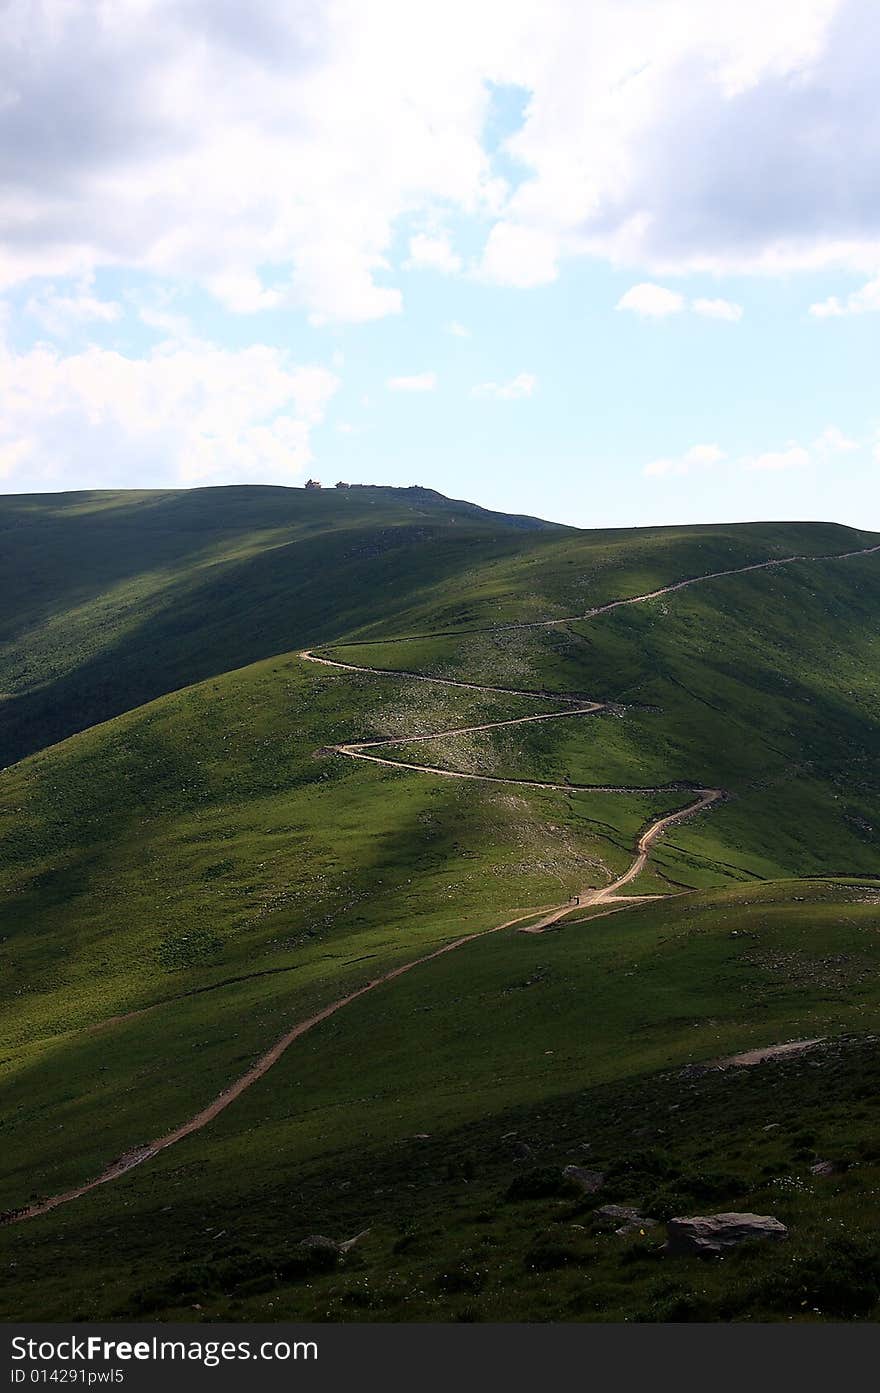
[5,539,878,1225]
[324,541,880,645]
[302,650,724,927]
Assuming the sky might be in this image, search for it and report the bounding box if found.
[2,0,880,530]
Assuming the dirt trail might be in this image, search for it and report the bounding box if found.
[6,541,879,1225]
[301,649,586,702]
[326,541,880,646]
[518,788,722,932]
[338,702,605,749]
[712,1037,827,1069]
[4,909,543,1225]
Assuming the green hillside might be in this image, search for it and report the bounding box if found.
[343,547,880,886]
[1,485,879,1323]
[3,487,872,769]
[0,484,560,767]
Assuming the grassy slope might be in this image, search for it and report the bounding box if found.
[4,490,874,771]
[0,484,561,767]
[4,881,880,1322]
[1,496,879,1321]
[0,655,659,1214]
[340,547,880,888]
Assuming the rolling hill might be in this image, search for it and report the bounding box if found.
[0,484,559,767]
[1,484,879,1323]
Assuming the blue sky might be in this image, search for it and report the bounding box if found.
[2,0,879,531]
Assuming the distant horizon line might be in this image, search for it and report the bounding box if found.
[1,479,877,540]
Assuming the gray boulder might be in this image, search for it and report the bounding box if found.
[299,1234,341,1258]
[665,1212,788,1257]
[594,1203,642,1224]
[809,1159,840,1177]
[562,1165,604,1193]
[593,1203,658,1235]
[297,1229,369,1271]
[340,1228,370,1253]
[616,1218,657,1236]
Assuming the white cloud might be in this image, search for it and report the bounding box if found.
[0,438,35,481]
[3,0,878,331]
[620,288,744,321]
[133,294,199,346]
[479,222,559,288]
[686,443,726,466]
[644,443,725,477]
[0,1,507,324]
[814,424,859,452]
[0,340,339,490]
[406,233,462,274]
[203,272,284,315]
[746,443,811,471]
[386,371,437,392]
[25,282,123,338]
[809,296,845,318]
[692,297,744,321]
[617,283,684,317]
[290,249,402,326]
[446,320,471,338]
[643,458,681,478]
[809,276,880,317]
[498,0,869,279]
[646,437,824,476]
[138,306,194,342]
[471,372,537,399]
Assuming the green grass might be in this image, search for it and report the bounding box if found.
[4,487,873,769]
[340,549,880,887]
[0,653,661,1215]
[1,488,879,1322]
[3,881,880,1321]
[0,484,561,766]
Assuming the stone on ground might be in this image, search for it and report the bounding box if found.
[562,1165,604,1193]
[664,1212,788,1257]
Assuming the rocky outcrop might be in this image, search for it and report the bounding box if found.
[340,1228,370,1253]
[562,1165,604,1193]
[809,1159,840,1177]
[297,1228,369,1269]
[595,1203,657,1236]
[593,1203,657,1235]
[665,1212,788,1256]
[299,1234,340,1258]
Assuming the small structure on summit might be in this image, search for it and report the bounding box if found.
[304,478,322,490]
